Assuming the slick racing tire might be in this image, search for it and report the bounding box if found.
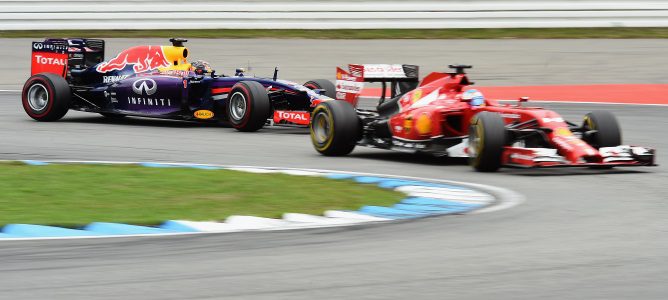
[227,81,272,132]
[310,101,361,156]
[468,112,506,172]
[582,111,622,148]
[22,73,71,122]
[304,79,336,99]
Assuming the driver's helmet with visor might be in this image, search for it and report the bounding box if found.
[462,89,485,106]
[190,60,214,75]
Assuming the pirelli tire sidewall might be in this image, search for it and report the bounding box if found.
[22,73,71,121]
[469,111,506,172]
[228,81,272,132]
[310,101,361,156]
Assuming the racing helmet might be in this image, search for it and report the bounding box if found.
[190,60,214,75]
[462,89,485,106]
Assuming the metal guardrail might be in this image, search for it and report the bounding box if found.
[1,1,667,30]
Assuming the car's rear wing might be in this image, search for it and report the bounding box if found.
[336,64,419,107]
[31,38,105,78]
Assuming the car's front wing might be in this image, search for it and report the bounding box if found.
[502,145,656,168]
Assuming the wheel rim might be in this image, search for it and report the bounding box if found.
[584,116,595,130]
[312,111,331,145]
[468,123,481,158]
[27,83,49,111]
[229,92,247,121]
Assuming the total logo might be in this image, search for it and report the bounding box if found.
[132,78,157,96]
[274,110,310,125]
[277,111,309,121]
[34,55,66,66]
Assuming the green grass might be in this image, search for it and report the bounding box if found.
[2,28,668,39]
[0,162,404,227]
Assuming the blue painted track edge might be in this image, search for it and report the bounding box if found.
[0,160,499,239]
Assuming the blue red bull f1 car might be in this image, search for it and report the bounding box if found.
[23,38,335,131]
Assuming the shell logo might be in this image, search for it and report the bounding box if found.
[415,113,432,135]
[194,110,214,119]
[554,127,573,137]
[412,89,423,102]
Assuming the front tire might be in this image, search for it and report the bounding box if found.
[310,101,360,156]
[304,79,336,99]
[582,111,622,148]
[227,81,272,132]
[22,73,71,121]
[468,112,506,172]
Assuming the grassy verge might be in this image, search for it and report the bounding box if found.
[0,162,404,227]
[2,28,668,39]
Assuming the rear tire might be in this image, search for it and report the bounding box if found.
[304,79,336,99]
[582,111,622,148]
[227,81,271,132]
[310,101,360,156]
[22,73,71,121]
[468,112,506,172]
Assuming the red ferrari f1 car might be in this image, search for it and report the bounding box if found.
[309,64,656,172]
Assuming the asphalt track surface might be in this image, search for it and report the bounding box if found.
[1,39,667,299]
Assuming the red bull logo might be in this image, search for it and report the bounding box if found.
[96,45,169,73]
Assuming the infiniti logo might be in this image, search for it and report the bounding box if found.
[132,78,157,96]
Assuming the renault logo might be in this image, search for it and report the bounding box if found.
[132,78,157,96]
